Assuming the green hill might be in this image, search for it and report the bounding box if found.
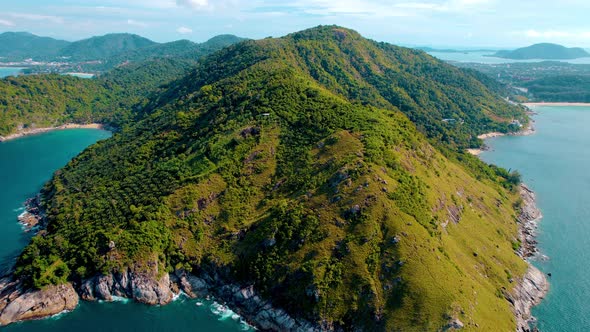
[10,26,529,330]
[87,34,246,72]
[492,43,590,60]
[0,32,70,61]
[59,33,157,61]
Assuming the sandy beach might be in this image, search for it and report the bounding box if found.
[467,121,536,156]
[477,132,505,139]
[0,123,104,142]
[524,102,590,107]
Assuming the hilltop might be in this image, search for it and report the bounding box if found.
[2,26,531,331]
[0,32,69,61]
[58,33,157,61]
[491,43,590,60]
[0,31,245,73]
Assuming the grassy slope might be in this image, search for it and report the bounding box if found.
[15,26,526,331]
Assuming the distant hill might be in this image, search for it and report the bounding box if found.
[491,43,590,60]
[59,33,157,61]
[0,31,245,74]
[94,34,246,71]
[0,32,70,60]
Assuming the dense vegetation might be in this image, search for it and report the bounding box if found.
[0,31,244,74]
[0,75,115,135]
[82,34,245,72]
[491,43,590,60]
[455,61,590,102]
[12,26,529,331]
[523,75,590,102]
[59,33,157,61]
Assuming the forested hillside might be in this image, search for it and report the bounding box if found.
[12,26,529,331]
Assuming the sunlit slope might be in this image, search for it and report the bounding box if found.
[16,26,526,331]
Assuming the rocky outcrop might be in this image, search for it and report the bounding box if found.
[0,277,78,326]
[79,267,174,305]
[518,184,542,258]
[172,269,319,332]
[17,195,45,232]
[511,184,549,331]
[74,267,318,331]
[510,266,549,332]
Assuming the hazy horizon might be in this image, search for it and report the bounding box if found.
[1,1,590,48]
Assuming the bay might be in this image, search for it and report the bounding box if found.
[0,129,248,331]
[0,68,23,78]
[480,106,590,331]
[428,51,590,64]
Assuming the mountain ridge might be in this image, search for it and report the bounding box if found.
[0,31,245,68]
[4,25,531,331]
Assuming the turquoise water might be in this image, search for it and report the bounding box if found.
[0,68,23,78]
[0,129,248,331]
[481,106,590,331]
[428,51,590,64]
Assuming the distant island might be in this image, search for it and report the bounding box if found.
[490,43,590,60]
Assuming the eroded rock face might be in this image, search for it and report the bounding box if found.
[510,266,549,332]
[0,267,319,331]
[511,184,549,332]
[0,277,78,326]
[80,268,174,305]
[173,269,319,332]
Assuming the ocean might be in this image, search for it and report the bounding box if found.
[427,51,590,64]
[0,129,249,331]
[481,105,590,331]
[0,68,23,78]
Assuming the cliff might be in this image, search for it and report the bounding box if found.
[510,184,549,331]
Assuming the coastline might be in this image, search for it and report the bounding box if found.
[512,184,549,332]
[0,123,105,142]
[467,120,536,156]
[470,120,549,331]
[524,102,590,107]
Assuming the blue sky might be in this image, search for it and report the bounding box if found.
[1,0,589,48]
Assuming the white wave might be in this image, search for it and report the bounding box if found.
[98,296,131,304]
[48,308,74,320]
[13,207,24,212]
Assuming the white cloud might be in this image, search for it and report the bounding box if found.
[522,29,590,39]
[127,19,148,27]
[9,13,64,24]
[177,26,193,34]
[177,0,209,9]
[0,19,15,27]
[394,0,493,12]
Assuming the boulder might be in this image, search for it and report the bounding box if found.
[0,278,78,326]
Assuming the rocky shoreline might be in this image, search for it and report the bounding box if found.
[0,123,105,142]
[0,266,320,331]
[2,196,320,330]
[510,184,549,332]
[466,115,549,331]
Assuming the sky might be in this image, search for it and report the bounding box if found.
[1,0,590,48]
